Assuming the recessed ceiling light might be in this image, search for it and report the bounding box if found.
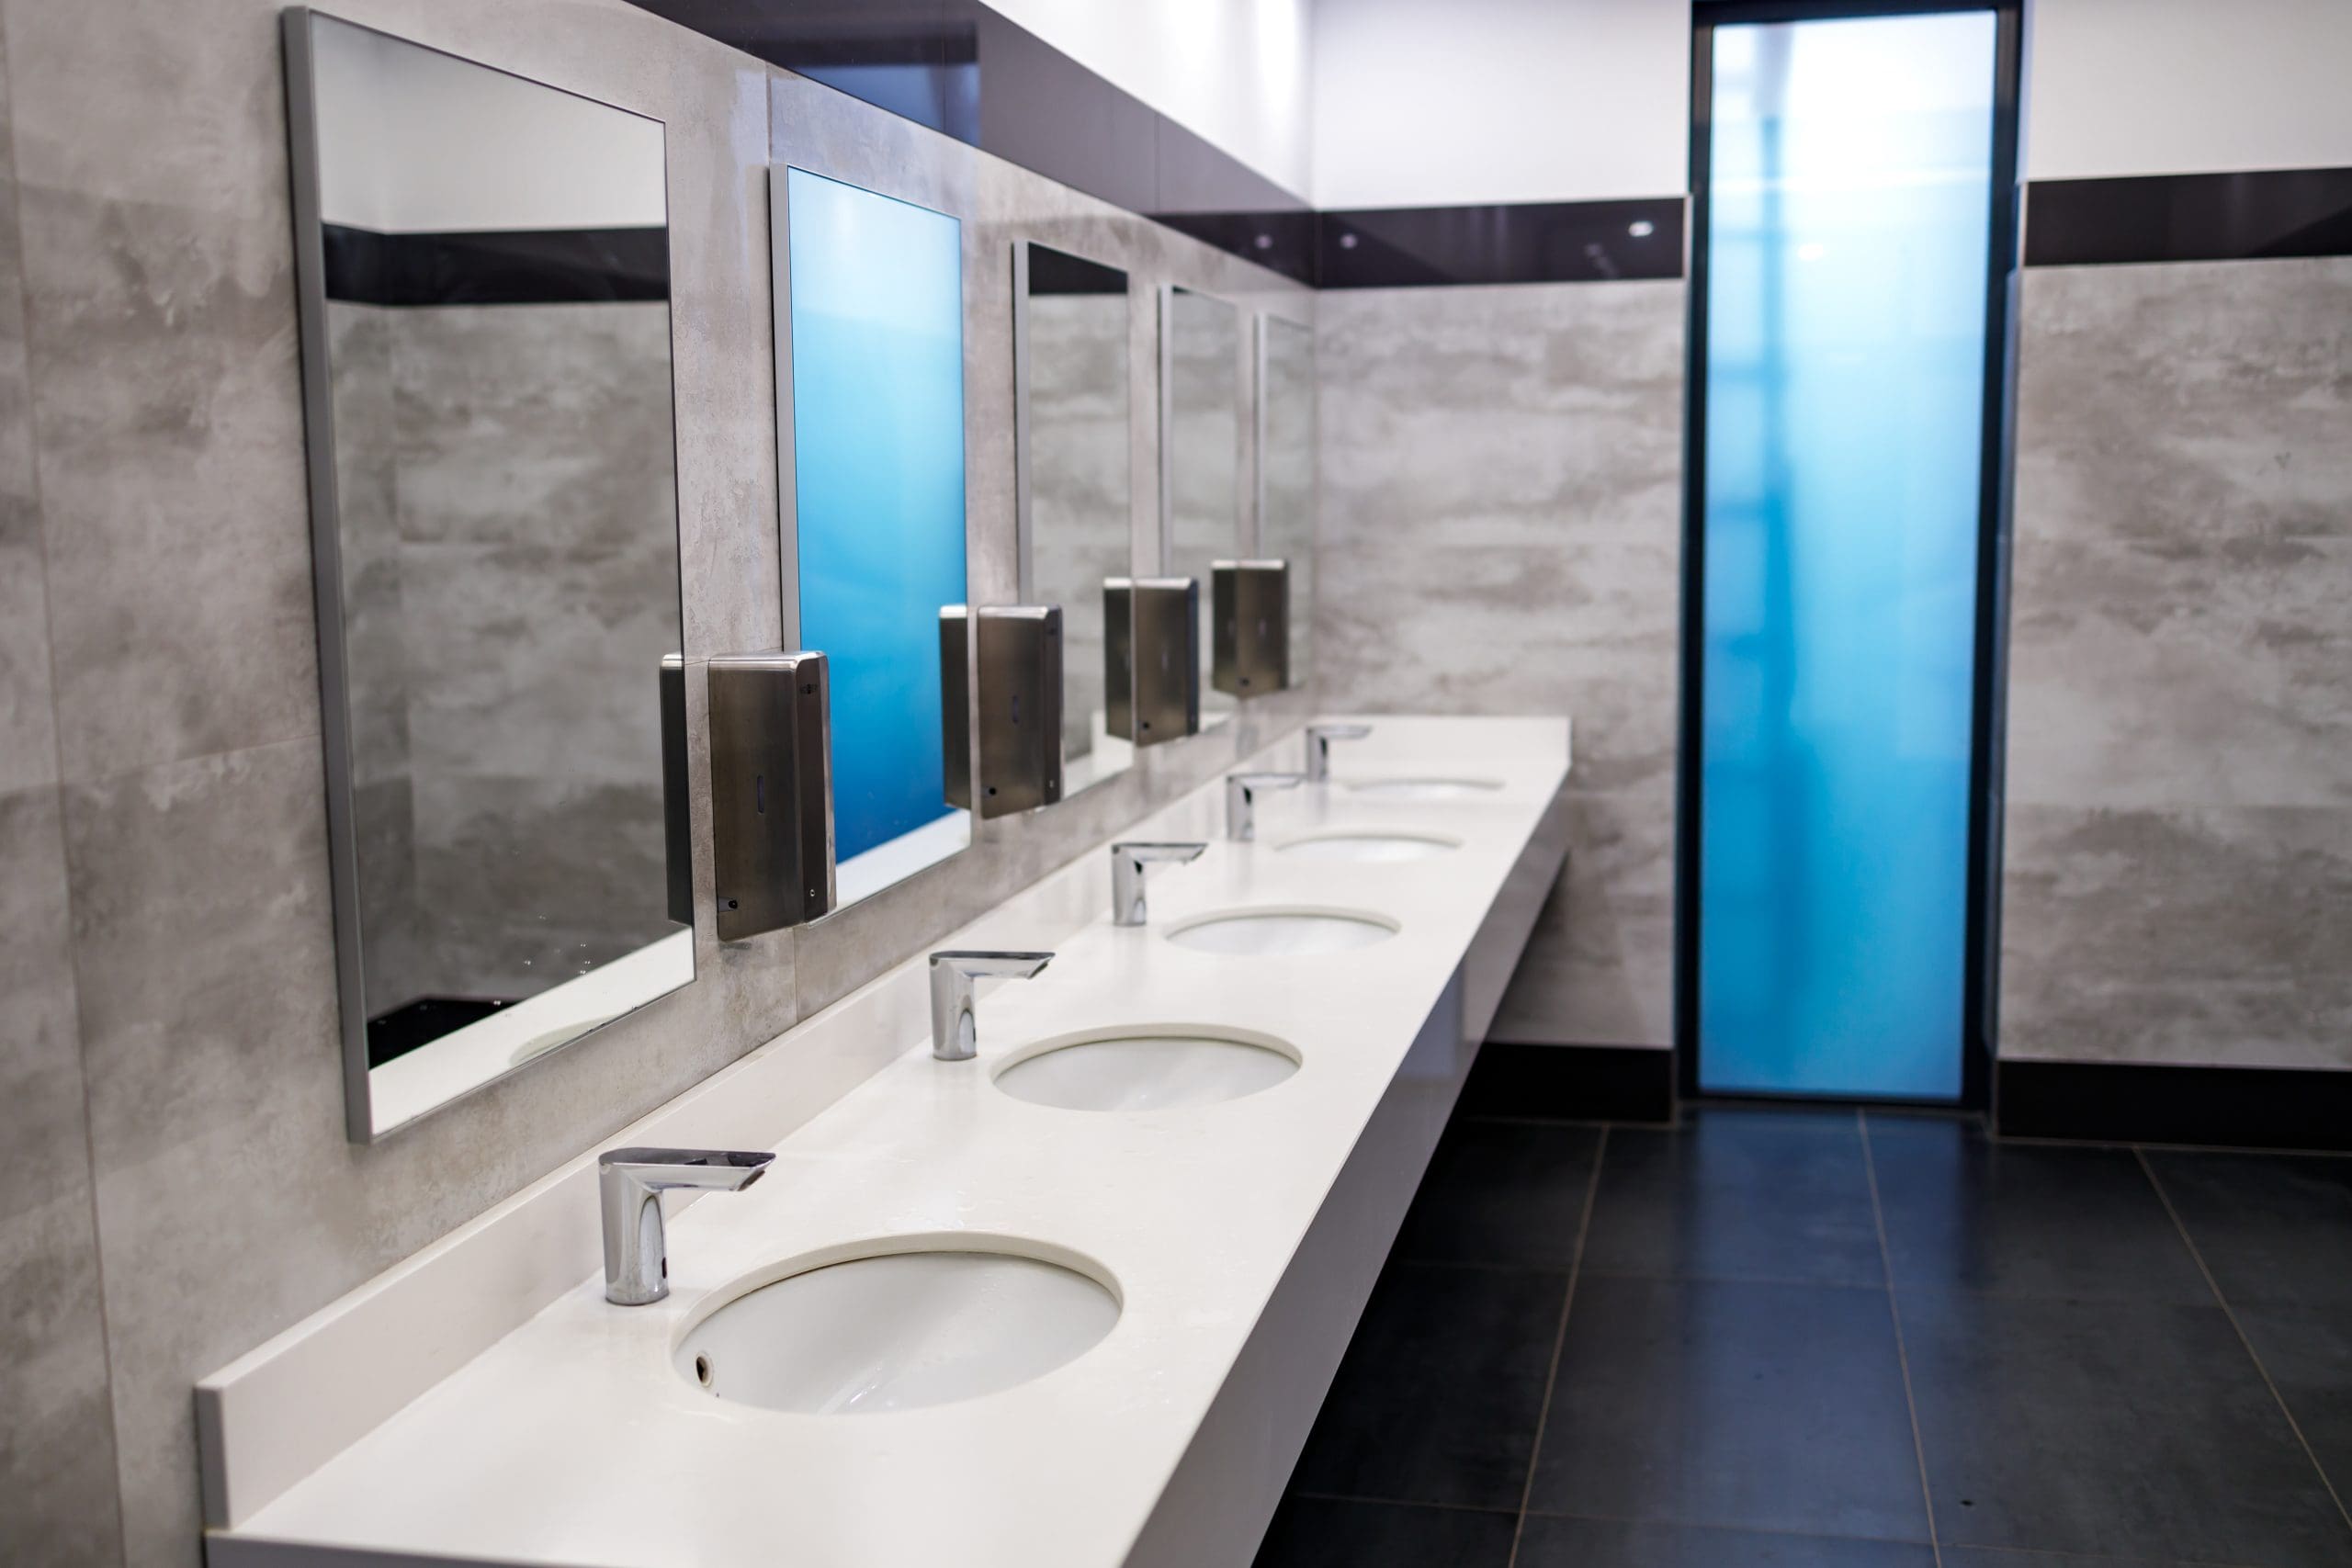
[1629,220,1656,238]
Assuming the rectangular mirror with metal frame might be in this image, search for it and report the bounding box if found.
[1159,284,1245,729]
[284,9,694,1142]
[1015,241,1135,797]
[1258,314,1317,682]
[774,167,972,908]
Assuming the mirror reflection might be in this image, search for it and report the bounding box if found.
[1161,286,1244,728]
[1259,315,1317,680]
[288,13,692,1140]
[781,168,971,906]
[1018,243,1133,796]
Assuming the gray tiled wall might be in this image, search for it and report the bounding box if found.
[0,2,1312,1562]
[1313,280,1686,1050]
[2002,256,2352,1070]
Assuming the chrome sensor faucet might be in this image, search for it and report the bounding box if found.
[1304,722,1372,784]
[929,950,1053,1061]
[599,1146,775,1306]
[1225,772,1304,843]
[1111,840,1207,926]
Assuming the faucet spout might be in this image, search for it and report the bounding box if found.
[598,1146,775,1306]
[1304,722,1373,784]
[929,950,1053,1061]
[1225,772,1305,843]
[1111,840,1208,926]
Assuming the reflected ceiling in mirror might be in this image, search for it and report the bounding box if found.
[1016,242,1134,799]
[779,168,972,908]
[286,11,691,1140]
[1259,315,1317,681]
[1160,286,1243,728]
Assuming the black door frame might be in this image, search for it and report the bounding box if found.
[1674,0,2025,1110]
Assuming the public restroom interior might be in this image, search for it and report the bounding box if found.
[1,0,2346,1563]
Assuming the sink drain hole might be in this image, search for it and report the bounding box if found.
[694,1353,713,1388]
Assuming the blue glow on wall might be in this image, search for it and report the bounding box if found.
[786,168,968,864]
[1697,12,1996,1100]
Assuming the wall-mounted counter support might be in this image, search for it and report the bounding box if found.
[1105,577,1200,746]
[944,606,1065,818]
[708,651,835,940]
[1212,559,1289,699]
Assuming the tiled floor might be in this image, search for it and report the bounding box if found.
[1256,1105,2352,1568]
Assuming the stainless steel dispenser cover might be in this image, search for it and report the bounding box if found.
[707,651,835,940]
[944,605,1063,818]
[942,606,972,810]
[1212,559,1290,699]
[1105,577,1200,746]
[660,652,693,928]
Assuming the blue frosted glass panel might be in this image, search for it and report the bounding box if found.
[787,169,968,863]
[1697,13,1996,1100]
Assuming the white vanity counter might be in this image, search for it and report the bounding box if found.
[200,716,1571,1568]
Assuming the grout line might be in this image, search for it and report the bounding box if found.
[2136,1145,2352,1535]
[1505,1124,1610,1568]
[1860,1110,1945,1567]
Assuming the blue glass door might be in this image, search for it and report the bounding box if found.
[1694,10,2001,1100]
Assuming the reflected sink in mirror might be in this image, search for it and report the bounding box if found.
[1341,777,1505,801]
[994,1027,1299,1111]
[1274,829,1461,863]
[677,1246,1118,1415]
[1164,907,1398,956]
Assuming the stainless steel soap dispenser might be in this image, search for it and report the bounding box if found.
[1212,559,1290,698]
[941,605,1066,818]
[1105,576,1201,746]
[707,650,835,939]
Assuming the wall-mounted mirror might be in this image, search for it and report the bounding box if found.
[1258,314,1317,681]
[1159,285,1245,728]
[284,10,691,1142]
[775,167,971,907]
[1015,243,1134,796]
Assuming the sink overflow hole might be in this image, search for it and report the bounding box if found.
[694,1353,713,1388]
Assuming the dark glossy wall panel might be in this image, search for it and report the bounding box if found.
[2025,167,2352,266]
[627,0,1316,281]
[1318,199,1688,289]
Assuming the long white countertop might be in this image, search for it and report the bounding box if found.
[201,716,1570,1568]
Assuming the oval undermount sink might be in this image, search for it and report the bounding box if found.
[1342,777,1504,801]
[995,1027,1299,1111]
[1275,829,1460,863]
[677,1246,1118,1415]
[1164,907,1398,956]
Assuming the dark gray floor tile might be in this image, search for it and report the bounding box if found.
[2145,1152,2352,1308]
[1903,1291,2352,1565]
[1252,1496,1516,1568]
[1292,1261,1566,1510]
[1581,1109,1884,1285]
[1865,1116,2208,1302]
[2235,1303,2352,1501]
[1526,1275,1928,1541]
[1518,1516,1936,1566]
[1395,1119,1603,1268]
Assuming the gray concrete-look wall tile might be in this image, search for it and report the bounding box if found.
[1316,281,1685,1048]
[2000,804,2352,1071]
[2004,259,2352,1070]
[0,18,58,801]
[0,787,125,1568]
[2009,259,2352,814]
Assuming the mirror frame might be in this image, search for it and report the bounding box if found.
[283,9,692,1142]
